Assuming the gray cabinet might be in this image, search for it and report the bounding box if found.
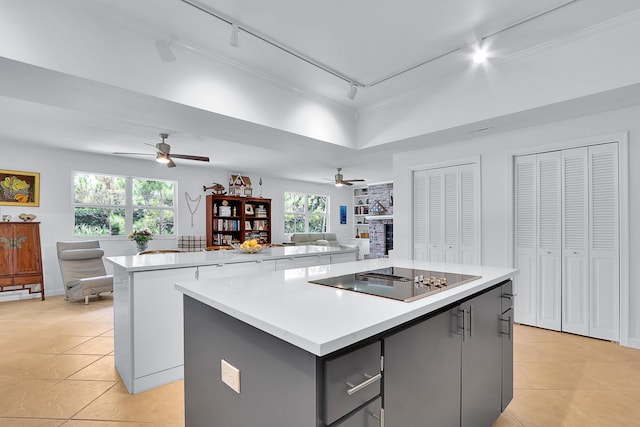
[384,282,510,427]
[324,341,382,425]
[500,282,514,411]
[333,397,381,427]
[384,306,462,427]
[460,286,502,427]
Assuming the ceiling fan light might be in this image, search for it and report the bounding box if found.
[156,152,171,164]
[472,45,488,64]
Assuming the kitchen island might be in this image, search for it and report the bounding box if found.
[176,258,517,427]
[105,245,356,394]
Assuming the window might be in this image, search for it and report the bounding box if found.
[284,192,329,234]
[74,172,176,237]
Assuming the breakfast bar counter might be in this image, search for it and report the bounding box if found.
[105,245,356,395]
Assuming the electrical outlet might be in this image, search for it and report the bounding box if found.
[221,359,240,393]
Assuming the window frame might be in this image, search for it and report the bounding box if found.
[283,191,329,236]
[72,171,178,239]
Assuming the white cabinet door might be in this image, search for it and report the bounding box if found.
[588,143,619,341]
[197,260,276,280]
[427,170,445,262]
[459,164,479,265]
[514,155,537,325]
[562,148,589,335]
[413,171,428,261]
[536,152,562,331]
[133,267,198,379]
[443,169,460,264]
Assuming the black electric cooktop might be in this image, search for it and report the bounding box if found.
[309,267,481,302]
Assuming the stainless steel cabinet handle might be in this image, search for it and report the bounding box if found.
[458,308,467,342]
[469,305,474,338]
[345,372,382,396]
[502,293,515,299]
[500,316,512,340]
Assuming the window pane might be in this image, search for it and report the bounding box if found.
[284,214,306,233]
[74,207,125,236]
[309,215,327,233]
[308,195,327,214]
[74,174,125,205]
[284,192,305,213]
[133,178,174,207]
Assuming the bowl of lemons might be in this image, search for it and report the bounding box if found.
[233,239,264,254]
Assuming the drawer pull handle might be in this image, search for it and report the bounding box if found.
[345,373,382,396]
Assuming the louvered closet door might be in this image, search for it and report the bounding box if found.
[460,164,479,264]
[536,152,562,331]
[427,170,445,262]
[413,170,428,261]
[562,147,589,336]
[514,155,537,326]
[443,169,460,263]
[589,143,619,341]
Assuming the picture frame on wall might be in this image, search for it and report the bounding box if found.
[0,169,40,207]
[340,205,347,224]
[245,204,254,215]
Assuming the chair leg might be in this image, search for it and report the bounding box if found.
[84,295,89,305]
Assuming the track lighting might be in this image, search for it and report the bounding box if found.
[472,44,488,64]
[347,83,358,100]
[154,39,176,62]
[229,24,240,47]
[156,152,171,164]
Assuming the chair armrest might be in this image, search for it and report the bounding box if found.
[67,275,113,290]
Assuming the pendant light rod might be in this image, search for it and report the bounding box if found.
[179,0,362,87]
[179,0,579,91]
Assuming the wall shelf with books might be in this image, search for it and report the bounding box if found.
[206,195,271,247]
[353,187,369,239]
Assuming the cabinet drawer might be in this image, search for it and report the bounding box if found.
[333,397,381,427]
[0,277,13,286]
[324,341,381,425]
[12,275,43,286]
[330,252,356,264]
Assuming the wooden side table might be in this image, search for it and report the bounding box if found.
[0,222,44,300]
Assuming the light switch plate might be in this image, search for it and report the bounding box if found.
[221,359,240,393]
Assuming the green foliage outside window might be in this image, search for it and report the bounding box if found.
[284,192,328,234]
[73,172,176,237]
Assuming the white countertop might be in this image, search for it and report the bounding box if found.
[105,245,355,272]
[175,258,517,356]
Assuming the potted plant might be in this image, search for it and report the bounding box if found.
[128,229,153,253]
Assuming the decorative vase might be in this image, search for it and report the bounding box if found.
[135,241,148,253]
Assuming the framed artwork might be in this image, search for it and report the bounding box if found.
[340,205,347,224]
[245,204,254,215]
[0,169,40,206]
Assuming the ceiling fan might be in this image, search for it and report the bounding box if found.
[332,168,365,187]
[113,133,210,168]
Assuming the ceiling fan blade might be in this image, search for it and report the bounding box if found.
[167,157,176,168]
[170,154,210,162]
[343,181,354,186]
[113,152,154,156]
[343,179,365,183]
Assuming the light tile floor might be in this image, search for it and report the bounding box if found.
[1,295,639,426]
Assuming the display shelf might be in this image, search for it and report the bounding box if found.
[206,195,271,246]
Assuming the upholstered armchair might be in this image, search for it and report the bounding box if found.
[56,240,113,304]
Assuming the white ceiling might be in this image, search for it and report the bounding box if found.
[1,0,640,184]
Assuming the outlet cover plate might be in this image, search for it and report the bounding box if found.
[221,359,240,393]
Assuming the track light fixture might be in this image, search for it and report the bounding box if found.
[347,83,358,100]
[472,43,488,64]
[155,39,176,62]
[229,24,240,47]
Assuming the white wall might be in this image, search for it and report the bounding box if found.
[393,104,639,347]
[0,141,352,300]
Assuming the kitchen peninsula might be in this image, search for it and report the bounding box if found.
[176,258,517,427]
[105,245,356,394]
